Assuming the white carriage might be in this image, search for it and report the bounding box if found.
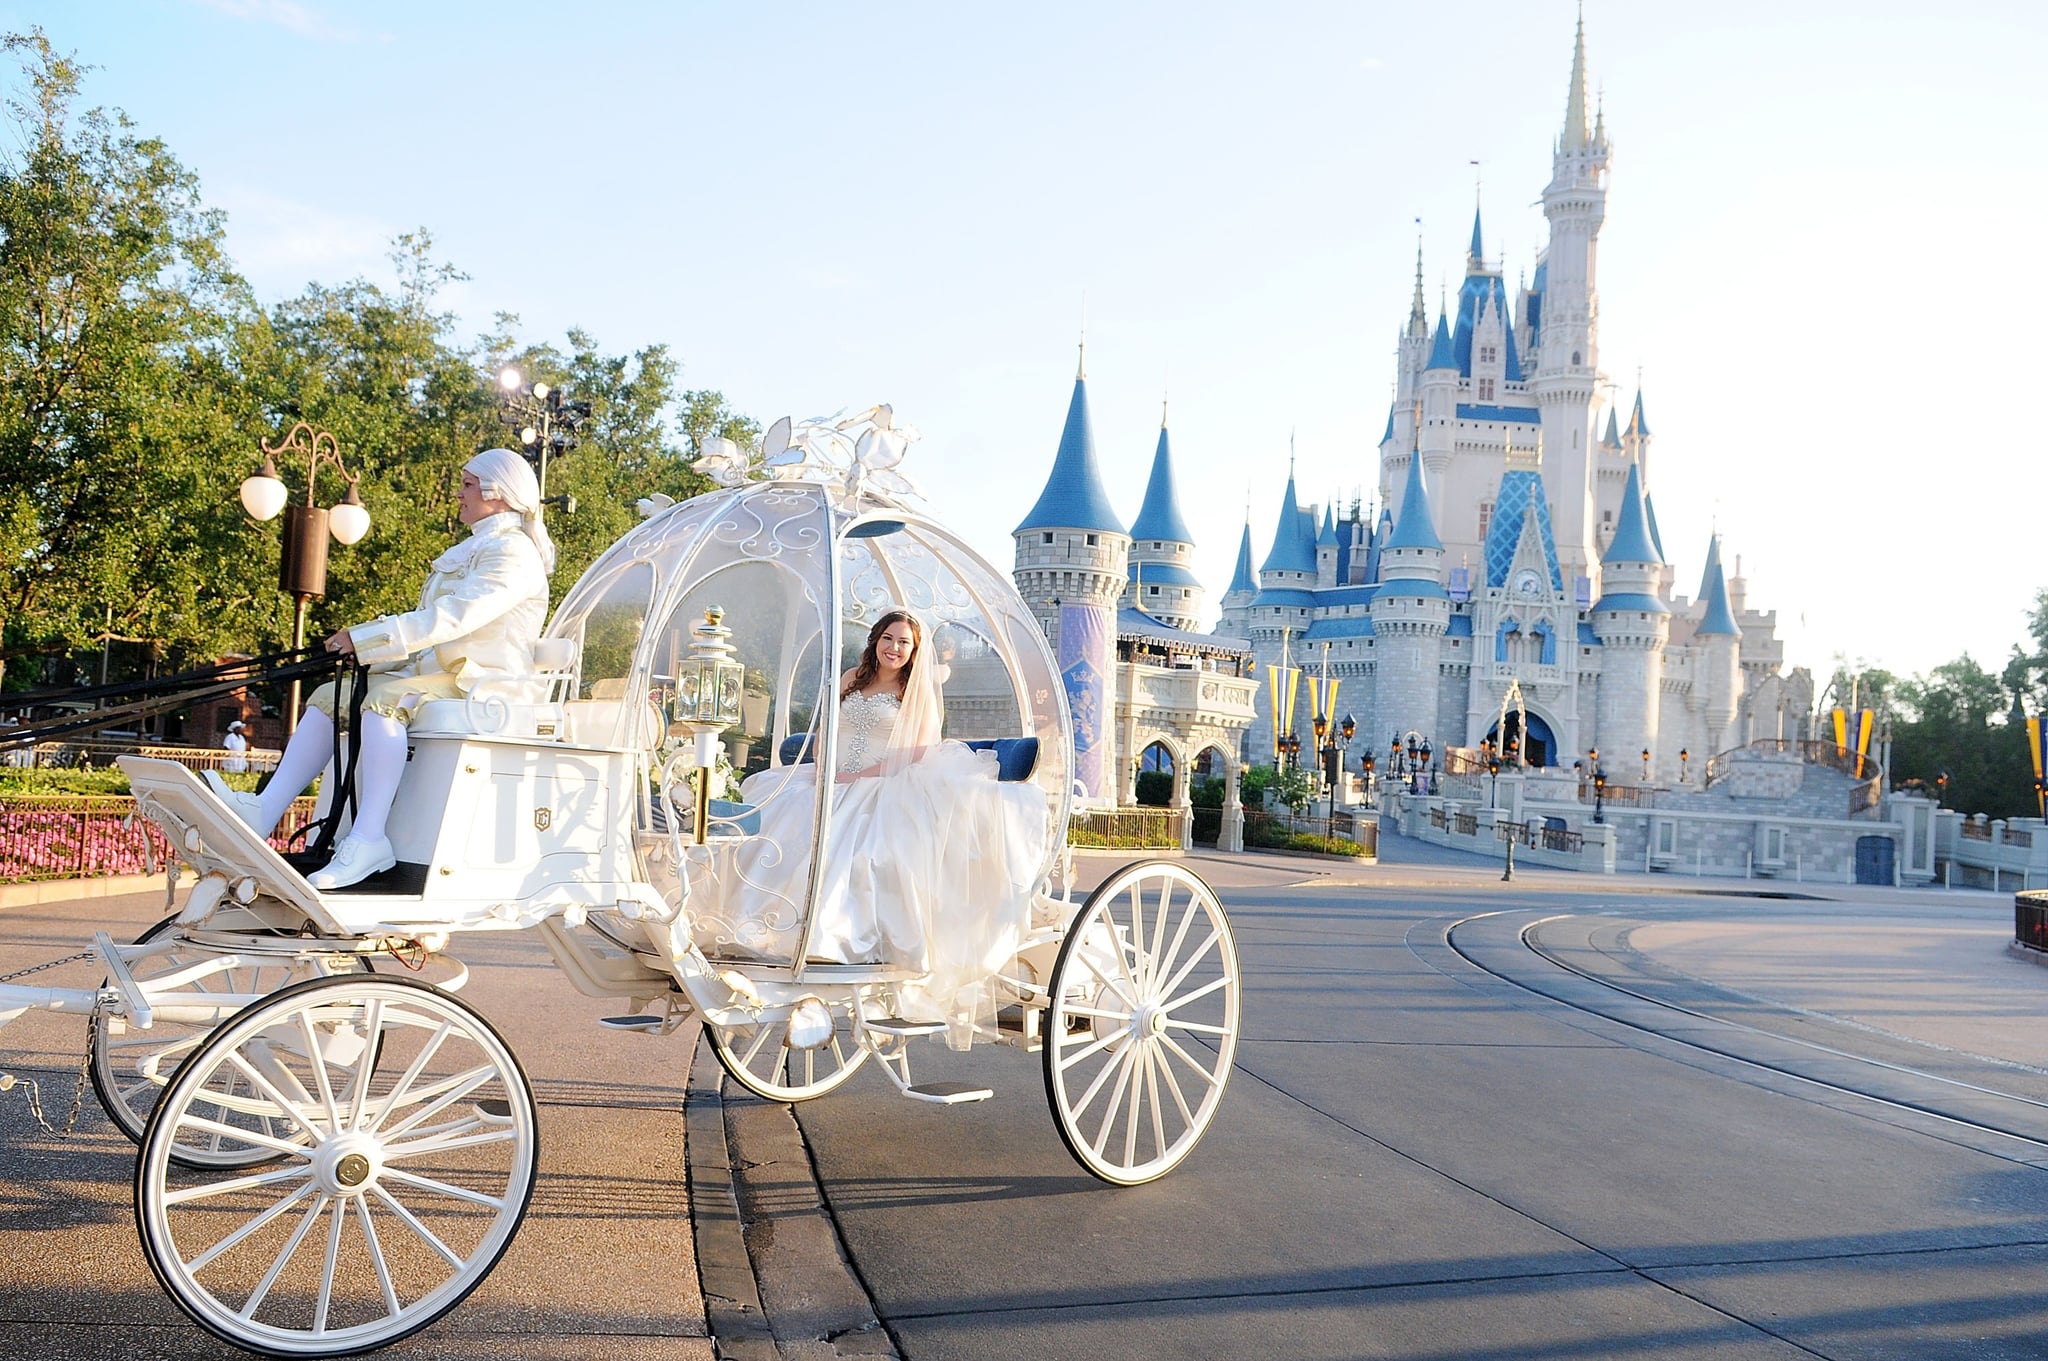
[0,411,1242,1357]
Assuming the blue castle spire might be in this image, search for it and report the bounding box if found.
[1601,462,1662,566]
[1260,469,1317,573]
[1015,373,1124,534]
[1426,310,1456,370]
[1696,537,1740,636]
[1385,454,1442,552]
[1227,521,1255,595]
[1129,420,1193,544]
[1628,389,1652,439]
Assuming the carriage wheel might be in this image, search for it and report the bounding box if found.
[91,917,371,1166]
[1042,859,1240,1185]
[710,994,868,1102]
[135,975,537,1357]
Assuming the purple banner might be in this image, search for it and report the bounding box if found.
[1059,603,1112,800]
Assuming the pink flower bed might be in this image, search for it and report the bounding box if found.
[0,797,320,883]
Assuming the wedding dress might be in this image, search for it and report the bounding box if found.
[688,689,1049,1044]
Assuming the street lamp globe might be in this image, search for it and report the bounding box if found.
[499,365,523,391]
[328,484,372,545]
[239,459,289,521]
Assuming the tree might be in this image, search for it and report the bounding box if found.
[1889,653,2036,819]
[0,30,256,688]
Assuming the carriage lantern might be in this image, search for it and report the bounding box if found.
[672,605,747,843]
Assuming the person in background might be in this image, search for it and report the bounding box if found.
[221,720,249,774]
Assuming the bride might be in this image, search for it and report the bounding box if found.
[691,609,1049,1044]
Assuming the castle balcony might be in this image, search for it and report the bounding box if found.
[1117,662,1257,727]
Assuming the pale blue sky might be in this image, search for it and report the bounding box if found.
[25,1,2048,683]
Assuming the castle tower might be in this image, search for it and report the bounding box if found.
[1623,388,1653,484]
[1529,11,1610,590]
[1370,449,1450,751]
[1414,310,1458,504]
[1392,239,1430,448]
[1217,519,1257,633]
[1244,469,1319,761]
[1589,462,1668,779]
[1694,535,1743,756]
[1125,408,1203,630]
[1315,504,1340,588]
[1013,355,1128,799]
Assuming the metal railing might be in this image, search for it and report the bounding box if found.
[1068,807,1186,851]
[1539,824,1584,853]
[5,740,281,773]
[1429,806,1448,830]
[1702,739,1879,790]
[0,794,318,883]
[1453,811,1477,837]
[1960,820,1993,842]
[1578,781,1656,808]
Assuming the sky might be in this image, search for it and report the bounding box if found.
[23,0,2048,685]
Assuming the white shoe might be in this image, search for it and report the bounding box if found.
[307,834,397,890]
[204,771,270,835]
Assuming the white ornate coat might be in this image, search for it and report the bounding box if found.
[347,512,550,691]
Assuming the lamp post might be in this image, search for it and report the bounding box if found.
[1679,747,1690,784]
[1421,738,1435,795]
[497,365,592,506]
[239,424,371,734]
[1312,711,1328,796]
[1593,766,1607,824]
[1641,747,1652,783]
[1337,713,1354,805]
[1360,752,1376,807]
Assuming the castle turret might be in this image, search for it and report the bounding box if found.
[1315,504,1340,588]
[1218,519,1256,629]
[1590,462,1667,780]
[1694,535,1742,755]
[1013,357,1128,799]
[1624,388,1653,483]
[1529,10,1610,589]
[1370,450,1450,751]
[1126,409,1202,630]
[1416,311,1458,500]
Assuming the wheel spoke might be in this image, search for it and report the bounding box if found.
[1122,1048,1143,1167]
[299,1011,343,1130]
[369,1185,464,1268]
[1055,1024,1129,1074]
[1153,1037,1198,1120]
[162,1161,314,1207]
[238,1191,331,1321]
[1152,897,1204,1000]
[366,1019,455,1133]
[171,1113,315,1160]
[344,997,384,1130]
[1143,1043,1168,1154]
[1089,1045,1140,1156]
[1123,883,1147,990]
[380,1166,511,1210]
[383,1124,519,1160]
[1072,945,1138,1010]
[739,1023,775,1067]
[185,1181,319,1273]
[313,1193,345,1334]
[377,1065,500,1141]
[1157,929,1224,1002]
[355,1195,403,1321]
[1067,1036,1132,1120]
[1146,879,1174,992]
[1159,970,1230,1012]
[1157,1032,1224,1089]
[1163,1018,1232,1037]
[223,1050,325,1142]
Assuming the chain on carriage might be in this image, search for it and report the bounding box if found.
[0,407,1241,1357]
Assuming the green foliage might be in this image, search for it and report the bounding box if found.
[0,765,132,796]
[1189,775,1225,809]
[1134,769,1173,807]
[1238,764,1273,810]
[1886,652,2038,819]
[0,30,756,696]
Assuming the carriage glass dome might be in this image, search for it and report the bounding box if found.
[543,415,1069,963]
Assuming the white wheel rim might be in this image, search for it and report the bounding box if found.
[712,998,867,1102]
[137,977,536,1355]
[1045,862,1239,1184]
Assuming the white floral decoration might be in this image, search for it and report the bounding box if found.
[690,404,924,509]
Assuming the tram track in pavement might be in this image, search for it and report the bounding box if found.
[1422,908,2048,1170]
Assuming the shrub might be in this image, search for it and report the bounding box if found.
[1134,769,1174,807]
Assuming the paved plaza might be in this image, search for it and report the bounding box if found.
[3,833,2045,1359]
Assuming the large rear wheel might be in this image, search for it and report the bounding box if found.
[710,993,868,1102]
[1042,859,1240,1184]
[135,975,537,1356]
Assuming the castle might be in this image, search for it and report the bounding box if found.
[1012,14,1812,802]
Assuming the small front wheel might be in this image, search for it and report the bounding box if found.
[135,975,537,1356]
[1043,860,1240,1184]
[710,994,868,1102]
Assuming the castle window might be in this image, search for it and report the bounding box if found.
[1148,585,1159,595]
[1602,509,1614,526]
[1572,350,1582,365]
[1478,379,1494,401]
[1086,534,1098,546]
[1042,532,1053,544]
[1478,501,1493,539]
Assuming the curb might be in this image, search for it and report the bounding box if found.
[686,1032,897,1360]
[0,872,170,910]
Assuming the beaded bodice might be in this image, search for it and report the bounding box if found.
[835,691,901,775]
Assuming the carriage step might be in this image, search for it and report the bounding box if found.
[864,1015,948,1037]
[904,1081,994,1105]
[598,1014,665,1032]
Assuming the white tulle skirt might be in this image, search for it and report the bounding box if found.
[687,741,1050,1045]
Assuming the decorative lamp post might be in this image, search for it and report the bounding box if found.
[1337,713,1355,802]
[239,423,371,734]
[1593,766,1608,824]
[1311,712,1328,791]
[1420,739,1435,794]
[1642,747,1652,783]
[671,606,746,844]
[1361,751,1375,806]
[1679,748,1690,783]
[497,365,592,506]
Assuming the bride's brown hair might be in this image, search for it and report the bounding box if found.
[841,610,921,701]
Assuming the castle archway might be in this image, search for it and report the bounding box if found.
[1484,706,1560,768]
